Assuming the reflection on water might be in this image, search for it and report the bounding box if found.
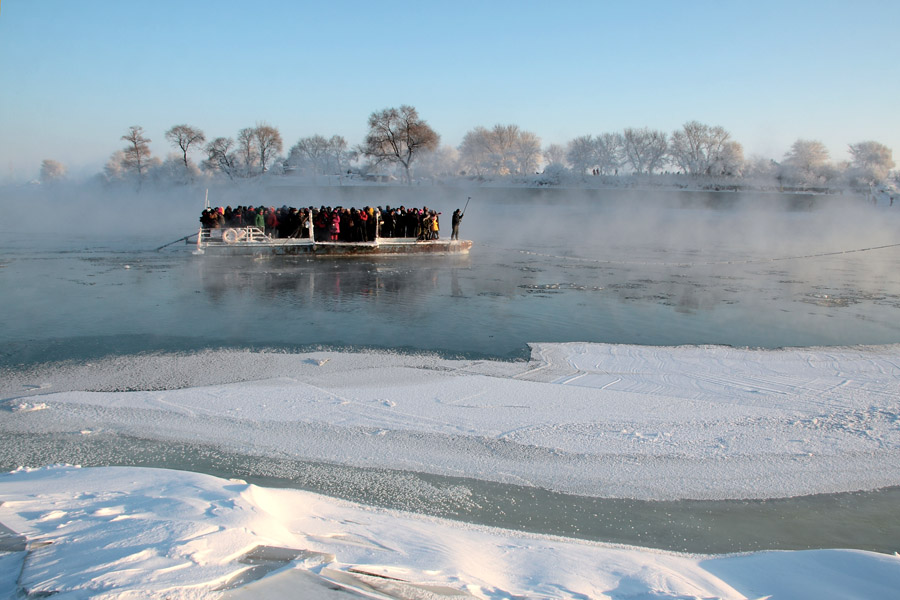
[3,431,897,555]
[199,257,465,314]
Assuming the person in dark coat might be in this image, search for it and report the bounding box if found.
[381,206,394,238]
[451,208,463,240]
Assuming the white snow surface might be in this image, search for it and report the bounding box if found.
[2,342,900,598]
[1,465,899,600]
[3,343,900,500]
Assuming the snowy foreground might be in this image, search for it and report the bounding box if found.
[2,342,900,598]
[2,465,899,600]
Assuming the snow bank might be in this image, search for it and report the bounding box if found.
[3,343,899,500]
[2,343,900,597]
[1,465,898,599]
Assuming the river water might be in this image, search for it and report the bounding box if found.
[3,185,900,365]
[2,184,900,554]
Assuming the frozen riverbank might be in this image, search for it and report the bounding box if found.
[2,465,900,600]
[3,343,899,501]
[2,342,900,598]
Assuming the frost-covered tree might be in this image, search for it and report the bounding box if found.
[165,125,206,173]
[412,145,459,179]
[253,123,283,174]
[362,105,439,184]
[331,136,353,173]
[459,124,516,175]
[566,135,596,177]
[287,134,350,176]
[104,150,128,181]
[514,130,542,174]
[39,159,66,183]
[710,141,745,177]
[848,141,894,185]
[458,127,493,176]
[669,121,734,175]
[743,155,779,183]
[236,128,258,176]
[154,153,200,185]
[542,144,566,167]
[566,133,623,177]
[287,135,328,174]
[782,139,831,185]
[104,146,161,186]
[623,127,668,174]
[203,137,239,180]
[458,124,540,176]
[489,124,520,175]
[595,132,624,175]
[121,125,153,184]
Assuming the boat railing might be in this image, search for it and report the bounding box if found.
[198,227,270,245]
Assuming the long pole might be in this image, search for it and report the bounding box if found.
[155,233,195,252]
[462,196,471,216]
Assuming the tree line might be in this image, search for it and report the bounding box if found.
[39,107,896,191]
[559,125,894,189]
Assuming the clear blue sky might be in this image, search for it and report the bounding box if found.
[1,0,898,181]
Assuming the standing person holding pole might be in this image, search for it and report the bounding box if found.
[451,197,469,241]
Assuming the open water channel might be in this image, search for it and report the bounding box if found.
[4,186,900,365]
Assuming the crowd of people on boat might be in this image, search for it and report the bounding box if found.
[199,205,462,242]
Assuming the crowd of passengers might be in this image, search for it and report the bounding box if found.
[199,205,444,242]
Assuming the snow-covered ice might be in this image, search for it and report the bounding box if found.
[1,342,900,598]
[3,343,899,500]
[1,465,899,600]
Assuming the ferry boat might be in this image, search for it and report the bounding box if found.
[194,226,472,257]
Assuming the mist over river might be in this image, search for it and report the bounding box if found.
[2,185,899,366]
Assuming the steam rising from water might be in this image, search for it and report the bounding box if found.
[3,180,895,258]
[2,180,899,360]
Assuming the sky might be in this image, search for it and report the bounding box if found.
[1,0,898,182]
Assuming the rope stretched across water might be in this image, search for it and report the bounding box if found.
[479,241,900,267]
